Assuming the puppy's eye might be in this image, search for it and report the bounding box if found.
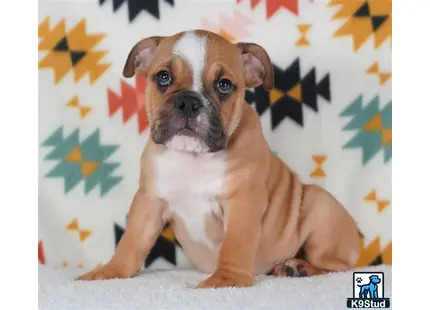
[215,79,233,96]
[155,70,173,87]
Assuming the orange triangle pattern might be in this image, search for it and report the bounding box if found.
[38,18,110,84]
[66,218,79,230]
[364,113,383,131]
[356,237,391,267]
[297,24,311,33]
[67,96,79,107]
[312,155,327,165]
[269,88,284,104]
[65,147,83,163]
[310,155,327,179]
[287,83,302,102]
[296,37,310,46]
[366,62,392,85]
[66,97,92,119]
[364,190,377,201]
[382,241,392,264]
[296,24,311,46]
[379,73,392,85]
[161,227,175,242]
[364,190,391,213]
[382,128,392,146]
[377,200,390,213]
[79,230,92,242]
[310,167,326,178]
[66,218,92,243]
[330,0,392,51]
[79,106,92,118]
[65,146,101,178]
[366,62,379,74]
[38,17,51,38]
[81,161,101,178]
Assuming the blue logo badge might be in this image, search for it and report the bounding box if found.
[347,272,390,308]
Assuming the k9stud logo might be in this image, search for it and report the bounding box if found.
[346,272,390,308]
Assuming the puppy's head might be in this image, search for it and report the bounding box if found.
[123,30,273,153]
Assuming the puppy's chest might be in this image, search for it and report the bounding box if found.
[153,150,226,247]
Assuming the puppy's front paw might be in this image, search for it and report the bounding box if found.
[76,264,129,281]
[196,270,253,288]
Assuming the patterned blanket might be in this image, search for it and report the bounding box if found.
[38,0,392,272]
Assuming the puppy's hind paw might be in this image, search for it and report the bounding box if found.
[268,258,328,278]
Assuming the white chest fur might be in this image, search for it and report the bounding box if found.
[153,146,226,248]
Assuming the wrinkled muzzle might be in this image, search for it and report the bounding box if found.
[151,90,227,153]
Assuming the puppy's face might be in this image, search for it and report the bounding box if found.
[123,30,273,153]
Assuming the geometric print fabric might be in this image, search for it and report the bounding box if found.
[38,0,392,271]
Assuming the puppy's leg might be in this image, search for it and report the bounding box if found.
[196,189,265,288]
[269,258,328,277]
[299,185,360,272]
[77,188,164,281]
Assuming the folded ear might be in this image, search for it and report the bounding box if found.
[236,42,274,90]
[123,36,165,78]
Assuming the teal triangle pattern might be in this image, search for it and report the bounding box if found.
[41,126,123,197]
[44,128,80,160]
[42,127,64,146]
[80,129,119,162]
[342,96,380,130]
[340,95,392,165]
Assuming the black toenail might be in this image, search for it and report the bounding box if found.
[299,269,308,277]
[286,266,295,277]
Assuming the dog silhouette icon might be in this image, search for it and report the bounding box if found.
[358,275,381,299]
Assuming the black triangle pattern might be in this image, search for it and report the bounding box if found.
[301,68,318,111]
[271,96,303,128]
[100,0,174,22]
[70,51,87,66]
[114,222,180,268]
[370,255,383,266]
[354,2,370,17]
[114,223,124,245]
[53,37,70,52]
[53,36,87,66]
[371,15,389,31]
[316,74,331,102]
[246,58,331,130]
[244,87,270,116]
[353,1,389,31]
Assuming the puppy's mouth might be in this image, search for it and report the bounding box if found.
[165,126,209,153]
[177,127,198,138]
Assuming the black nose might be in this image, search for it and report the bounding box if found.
[175,92,203,117]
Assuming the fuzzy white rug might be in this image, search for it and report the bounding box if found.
[38,264,392,310]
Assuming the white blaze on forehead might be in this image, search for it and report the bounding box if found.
[173,31,207,92]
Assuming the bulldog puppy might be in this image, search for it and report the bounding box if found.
[77,30,360,288]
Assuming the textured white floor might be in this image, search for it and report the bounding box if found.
[39,264,392,310]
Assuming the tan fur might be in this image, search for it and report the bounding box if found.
[77,30,360,288]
